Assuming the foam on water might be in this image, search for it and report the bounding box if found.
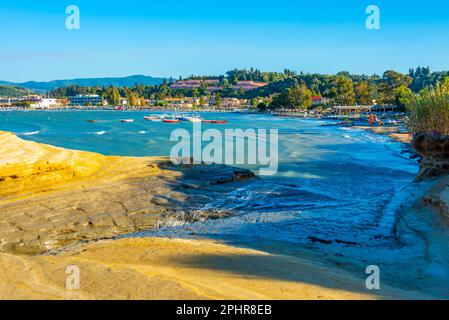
[22,130,40,136]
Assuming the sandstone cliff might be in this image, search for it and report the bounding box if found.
[0,131,254,254]
[413,133,449,180]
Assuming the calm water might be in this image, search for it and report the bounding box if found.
[0,110,418,252]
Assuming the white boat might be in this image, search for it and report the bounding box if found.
[186,116,202,122]
[120,119,134,123]
[144,116,162,121]
[385,119,398,125]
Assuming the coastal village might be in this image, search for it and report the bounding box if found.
[0,71,415,145]
[0,77,272,110]
[0,72,403,118]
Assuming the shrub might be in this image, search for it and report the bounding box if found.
[406,78,449,135]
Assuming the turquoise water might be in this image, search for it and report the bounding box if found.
[0,110,418,251]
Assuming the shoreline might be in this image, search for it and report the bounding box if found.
[0,107,257,113]
[352,125,413,144]
[0,108,412,144]
[0,127,447,300]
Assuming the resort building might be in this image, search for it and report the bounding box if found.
[170,79,223,92]
[119,98,128,107]
[234,81,268,91]
[333,105,373,115]
[0,97,19,106]
[170,80,202,90]
[206,86,222,92]
[161,97,194,108]
[371,105,398,112]
[21,95,42,103]
[30,98,59,109]
[221,98,242,109]
[312,96,324,106]
[203,79,220,85]
[69,94,103,106]
[164,98,185,106]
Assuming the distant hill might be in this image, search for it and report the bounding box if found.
[0,85,33,97]
[0,75,166,92]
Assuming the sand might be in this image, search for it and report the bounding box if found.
[0,237,423,300]
[353,126,412,143]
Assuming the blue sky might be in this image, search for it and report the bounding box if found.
[1,0,449,82]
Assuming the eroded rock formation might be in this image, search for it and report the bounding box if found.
[0,132,255,254]
[413,133,449,180]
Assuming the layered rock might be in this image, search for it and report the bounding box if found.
[413,133,449,180]
[0,131,255,254]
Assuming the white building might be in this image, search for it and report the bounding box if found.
[69,94,103,106]
[0,97,19,106]
[31,98,59,109]
[119,98,128,106]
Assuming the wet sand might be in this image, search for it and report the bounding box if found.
[353,126,412,144]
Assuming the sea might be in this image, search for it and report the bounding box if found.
[0,110,419,260]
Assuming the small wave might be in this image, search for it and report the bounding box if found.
[23,131,40,136]
[139,131,147,134]
[95,131,106,135]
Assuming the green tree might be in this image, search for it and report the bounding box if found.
[395,85,413,111]
[380,70,413,105]
[327,76,355,105]
[199,96,206,107]
[214,93,222,107]
[251,98,259,108]
[270,83,312,109]
[355,81,372,105]
[103,86,120,106]
[287,83,313,109]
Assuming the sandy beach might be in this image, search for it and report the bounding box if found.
[353,125,413,144]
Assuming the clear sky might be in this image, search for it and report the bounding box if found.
[1,0,449,82]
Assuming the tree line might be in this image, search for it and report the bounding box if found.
[46,67,448,109]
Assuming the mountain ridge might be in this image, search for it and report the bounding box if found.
[0,75,166,93]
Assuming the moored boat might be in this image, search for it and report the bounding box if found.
[203,119,228,124]
[211,120,228,124]
[144,116,162,121]
[186,116,203,122]
[163,119,180,123]
[120,119,134,123]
